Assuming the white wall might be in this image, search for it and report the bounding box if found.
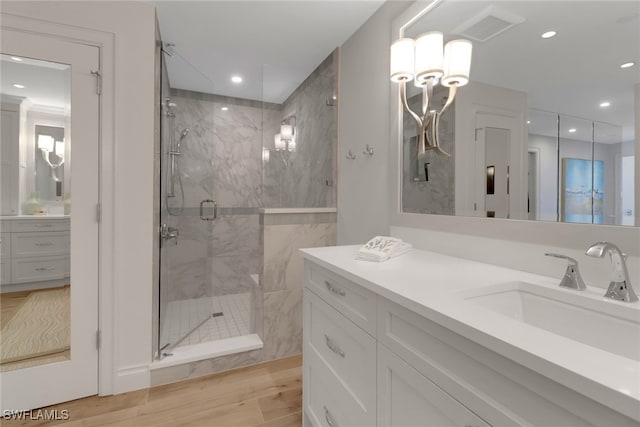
[337,1,412,245]
[1,1,157,393]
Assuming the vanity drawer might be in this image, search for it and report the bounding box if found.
[11,232,70,257]
[304,348,375,427]
[305,289,376,410]
[0,232,9,259]
[305,262,377,336]
[11,256,66,283]
[0,259,10,284]
[11,219,69,233]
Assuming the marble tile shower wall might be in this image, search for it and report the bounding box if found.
[162,91,263,302]
[263,49,338,208]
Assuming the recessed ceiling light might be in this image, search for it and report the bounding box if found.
[221,107,229,111]
[12,83,25,89]
[11,56,23,62]
[231,75,242,84]
[541,31,557,39]
[527,120,531,124]
[599,101,611,108]
[568,128,577,133]
[620,62,635,69]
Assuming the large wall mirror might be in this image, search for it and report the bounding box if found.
[398,0,638,227]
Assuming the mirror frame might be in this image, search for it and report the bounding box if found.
[389,0,640,256]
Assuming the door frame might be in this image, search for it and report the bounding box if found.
[1,13,116,396]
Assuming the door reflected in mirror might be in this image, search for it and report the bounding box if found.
[399,0,638,227]
[1,53,71,371]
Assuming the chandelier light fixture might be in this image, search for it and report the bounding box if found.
[390,31,472,158]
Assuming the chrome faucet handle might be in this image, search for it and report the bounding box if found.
[585,242,638,303]
[545,253,587,291]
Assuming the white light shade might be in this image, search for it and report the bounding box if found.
[288,137,296,152]
[390,38,415,82]
[442,39,472,87]
[415,32,444,82]
[274,134,286,151]
[55,141,65,157]
[280,124,293,140]
[38,135,54,152]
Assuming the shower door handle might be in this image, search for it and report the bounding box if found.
[200,199,217,221]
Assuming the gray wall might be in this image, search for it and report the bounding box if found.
[263,50,338,208]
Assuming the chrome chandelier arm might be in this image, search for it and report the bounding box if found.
[400,81,427,159]
[432,84,457,157]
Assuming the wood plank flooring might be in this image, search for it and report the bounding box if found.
[2,354,302,427]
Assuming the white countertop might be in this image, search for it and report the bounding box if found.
[0,215,70,220]
[300,245,640,421]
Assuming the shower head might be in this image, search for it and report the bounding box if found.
[176,128,189,153]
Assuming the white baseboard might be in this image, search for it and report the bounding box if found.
[113,364,150,394]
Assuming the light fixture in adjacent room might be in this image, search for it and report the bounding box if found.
[390,31,472,158]
[620,62,635,69]
[568,128,577,133]
[221,106,229,111]
[599,101,611,108]
[231,75,243,83]
[12,83,25,89]
[37,134,65,169]
[541,31,557,39]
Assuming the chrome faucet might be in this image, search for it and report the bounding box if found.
[545,253,586,291]
[585,242,638,302]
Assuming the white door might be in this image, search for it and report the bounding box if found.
[1,28,99,410]
[475,113,524,219]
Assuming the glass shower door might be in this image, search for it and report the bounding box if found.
[157,46,263,359]
[157,50,217,356]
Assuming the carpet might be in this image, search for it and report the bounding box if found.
[0,286,70,367]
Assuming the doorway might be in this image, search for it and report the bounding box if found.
[1,28,100,410]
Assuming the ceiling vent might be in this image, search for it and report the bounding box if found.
[452,5,525,43]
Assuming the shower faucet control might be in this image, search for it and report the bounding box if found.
[160,223,179,246]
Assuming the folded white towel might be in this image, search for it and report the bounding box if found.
[355,236,412,262]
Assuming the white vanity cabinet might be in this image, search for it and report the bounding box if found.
[302,251,640,427]
[0,216,70,290]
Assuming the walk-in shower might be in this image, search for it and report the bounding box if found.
[156,46,264,362]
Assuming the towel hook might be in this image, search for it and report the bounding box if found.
[345,149,357,160]
[363,144,374,156]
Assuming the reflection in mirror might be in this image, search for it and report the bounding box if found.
[35,125,65,201]
[0,53,71,371]
[399,0,638,226]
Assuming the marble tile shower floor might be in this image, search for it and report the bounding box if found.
[161,292,251,348]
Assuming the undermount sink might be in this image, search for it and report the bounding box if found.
[461,281,640,362]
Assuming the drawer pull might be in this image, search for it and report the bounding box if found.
[35,242,54,247]
[324,334,345,358]
[34,224,53,228]
[35,267,56,271]
[324,280,346,297]
[324,406,338,427]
